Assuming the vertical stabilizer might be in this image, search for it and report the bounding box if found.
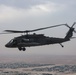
[65,28,74,39]
[65,22,76,39]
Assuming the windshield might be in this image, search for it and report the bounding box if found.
[8,39,14,44]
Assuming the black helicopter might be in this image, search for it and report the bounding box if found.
[2,22,76,51]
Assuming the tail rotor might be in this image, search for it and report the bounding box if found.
[65,22,76,33]
[64,22,76,39]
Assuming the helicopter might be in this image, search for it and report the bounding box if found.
[1,22,76,51]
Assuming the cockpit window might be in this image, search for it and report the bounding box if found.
[8,39,14,44]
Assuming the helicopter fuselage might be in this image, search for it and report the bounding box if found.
[5,34,70,50]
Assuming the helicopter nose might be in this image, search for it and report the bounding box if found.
[5,44,10,47]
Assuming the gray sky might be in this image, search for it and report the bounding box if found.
[0,0,76,56]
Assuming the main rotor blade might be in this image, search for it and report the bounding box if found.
[0,32,16,34]
[4,24,67,33]
[29,24,67,32]
[5,30,25,33]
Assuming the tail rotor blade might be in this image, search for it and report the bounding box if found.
[71,22,76,33]
[65,22,76,28]
[74,30,76,33]
[71,37,76,39]
[65,24,70,28]
[71,22,76,28]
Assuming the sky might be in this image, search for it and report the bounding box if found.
[0,0,76,56]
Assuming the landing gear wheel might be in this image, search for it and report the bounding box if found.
[23,47,26,51]
[18,47,22,51]
[18,47,26,51]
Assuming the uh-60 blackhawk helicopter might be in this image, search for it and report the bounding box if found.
[1,22,76,51]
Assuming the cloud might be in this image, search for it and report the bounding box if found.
[0,5,23,22]
[0,0,51,9]
[30,2,65,13]
[0,2,66,23]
